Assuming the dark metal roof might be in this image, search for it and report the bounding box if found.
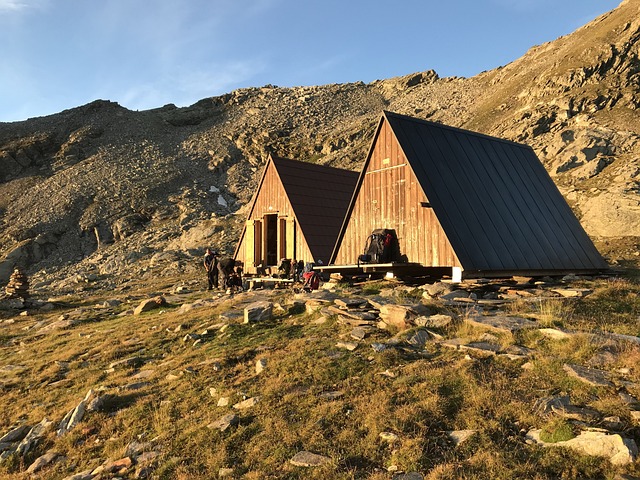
[272,156,359,264]
[366,111,607,272]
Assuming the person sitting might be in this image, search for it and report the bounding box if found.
[277,258,292,279]
[302,261,320,291]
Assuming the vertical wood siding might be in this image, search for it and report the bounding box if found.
[234,162,312,273]
[334,120,460,268]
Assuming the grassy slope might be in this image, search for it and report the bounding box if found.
[0,275,639,479]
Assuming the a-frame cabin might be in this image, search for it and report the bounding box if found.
[234,154,359,274]
[330,111,608,278]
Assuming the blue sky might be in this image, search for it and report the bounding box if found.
[0,0,621,122]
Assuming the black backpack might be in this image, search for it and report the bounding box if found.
[360,229,395,264]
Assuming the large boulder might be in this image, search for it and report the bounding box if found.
[133,296,167,315]
[244,301,273,324]
[378,304,419,330]
[527,429,638,466]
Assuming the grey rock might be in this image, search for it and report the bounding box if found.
[619,392,639,405]
[378,304,418,330]
[448,430,477,446]
[57,390,93,436]
[602,416,625,431]
[256,358,267,374]
[16,417,53,456]
[0,443,14,453]
[526,429,638,466]
[336,341,358,351]
[415,314,453,328]
[304,299,332,313]
[207,414,239,432]
[125,440,153,458]
[39,318,78,332]
[406,329,431,348]
[244,301,273,323]
[604,332,640,345]
[538,328,574,340]
[461,341,501,355]
[121,381,151,391]
[26,451,61,474]
[441,338,501,355]
[133,296,167,315]
[328,305,377,321]
[350,326,370,341]
[503,344,534,357]
[563,363,613,387]
[440,290,471,301]
[334,298,368,308]
[0,298,25,309]
[289,450,332,467]
[233,396,260,410]
[319,391,344,400]
[551,288,592,298]
[338,315,377,327]
[551,403,601,422]
[109,356,145,370]
[465,315,537,332]
[132,369,155,380]
[379,431,399,442]
[137,450,159,464]
[61,469,95,480]
[87,394,119,413]
[423,282,454,297]
[393,473,424,480]
[0,424,30,443]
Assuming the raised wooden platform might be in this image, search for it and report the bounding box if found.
[315,263,454,278]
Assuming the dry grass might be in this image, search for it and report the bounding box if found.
[0,274,639,479]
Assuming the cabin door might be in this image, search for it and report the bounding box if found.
[263,213,278,266]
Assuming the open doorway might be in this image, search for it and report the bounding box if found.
[264,214,278,266]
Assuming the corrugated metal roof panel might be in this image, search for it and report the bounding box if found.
[383,111,607,273]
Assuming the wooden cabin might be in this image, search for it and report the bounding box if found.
[329,111,608,278]
[234,154,358,275]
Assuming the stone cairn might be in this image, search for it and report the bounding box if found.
[5,267,29,299]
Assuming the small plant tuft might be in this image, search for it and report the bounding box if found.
[539,418,576,443]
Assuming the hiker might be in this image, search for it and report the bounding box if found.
[294,260,304,282]
[217,256,236,292]
[277,258,291,279]
[203,248,219,290]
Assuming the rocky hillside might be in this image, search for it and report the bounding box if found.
[1,0,639,286]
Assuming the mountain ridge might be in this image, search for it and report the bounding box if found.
[1,0,639,286]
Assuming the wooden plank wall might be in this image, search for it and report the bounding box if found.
[235,162,312,273]
[334,120,461,268]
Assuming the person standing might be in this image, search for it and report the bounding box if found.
[203,248,219,290]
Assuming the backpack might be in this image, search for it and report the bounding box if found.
[302,271,320,290]
[362,229,392,263]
